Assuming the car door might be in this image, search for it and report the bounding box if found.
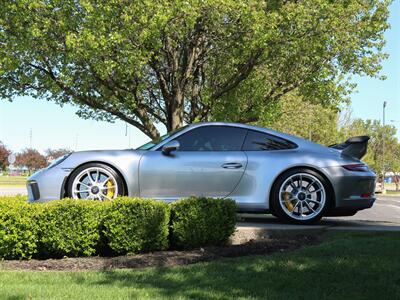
[139,125,248,200]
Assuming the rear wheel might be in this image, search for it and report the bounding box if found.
[66,163,125,200]
[271,168,330,224]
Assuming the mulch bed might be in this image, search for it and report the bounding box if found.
[1,234,324,271]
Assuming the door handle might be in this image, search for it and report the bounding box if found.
[221,162,243,169]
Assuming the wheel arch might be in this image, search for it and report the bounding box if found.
[268,165,336,210]
[61,161,129,198]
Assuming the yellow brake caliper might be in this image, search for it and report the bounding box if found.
[282,192,294,211]
[106,180,115,200]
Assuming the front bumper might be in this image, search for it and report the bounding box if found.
[27,167,71,202]
[27,181,40,201]
[322,166,376,212]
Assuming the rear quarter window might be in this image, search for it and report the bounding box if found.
[242,130,297,151]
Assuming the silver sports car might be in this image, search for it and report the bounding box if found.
[27,122,376,224]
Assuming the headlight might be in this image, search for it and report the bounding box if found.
[47,153,72,169]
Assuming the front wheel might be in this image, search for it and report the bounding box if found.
[66,163,125,201]
[270,169,331,224]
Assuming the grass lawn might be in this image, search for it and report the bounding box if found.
[0,231,399,299]
[0,176,27,188]
[386,190,400,196]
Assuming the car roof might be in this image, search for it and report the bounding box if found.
[185,122,308,144]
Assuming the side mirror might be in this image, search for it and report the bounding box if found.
[162,140,180,155]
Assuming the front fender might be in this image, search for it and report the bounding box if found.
[57,149,145,197]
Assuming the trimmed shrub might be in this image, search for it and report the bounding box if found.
[38,200,107,257]
[170,197,237,249]
[103,197,170,254]
[0,195,28,205]
[0,201,41,259]
[0,196,237,259]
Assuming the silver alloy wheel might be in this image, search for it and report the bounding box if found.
[278,173,326,221]
[71,167,118,200]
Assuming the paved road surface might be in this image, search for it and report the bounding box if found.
[0,187,27,196]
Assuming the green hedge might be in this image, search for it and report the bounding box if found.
[103,197,170,254]
[0,201,41,259]
[0,196,237,259]
[170,197,237,249]
[38,200,108,257]
[0,195,28,206]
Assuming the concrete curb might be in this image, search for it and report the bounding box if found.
[231,218,400,244]
[231,223,328,245]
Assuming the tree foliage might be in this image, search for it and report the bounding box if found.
[0,142,11,171]
[260,94,340,146]
[0,0,390,138]
[15,148,47,174]
[339,119,399,174]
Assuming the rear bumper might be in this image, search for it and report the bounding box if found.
[322,166,376,212]
[335,196,375,209]
[325,197,375,216]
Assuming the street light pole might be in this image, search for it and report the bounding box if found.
[382,101,387,194]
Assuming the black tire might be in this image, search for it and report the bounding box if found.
[66,162,125,200]
[269,204,278,218]
[270,168,331,224]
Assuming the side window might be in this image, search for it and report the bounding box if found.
[175,126,247,151]
[242,130,297,151]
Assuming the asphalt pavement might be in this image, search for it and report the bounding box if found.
[0,187,27,196]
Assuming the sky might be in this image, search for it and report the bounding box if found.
[0,1,399,154]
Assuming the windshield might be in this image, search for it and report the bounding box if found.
[136,125,188,150]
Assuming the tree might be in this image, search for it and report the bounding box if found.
[45,148,71,161]
[15,149,47,174]
[260,93,340,146]
[338,119,399,175]
[391,144,400,191]
[0,0,390,139]
[0,142,11,171]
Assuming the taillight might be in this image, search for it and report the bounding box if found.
[361,193,372,198]
[342,164,369,172]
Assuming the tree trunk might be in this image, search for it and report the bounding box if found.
[167,87,184,132]
[395,173,399,191]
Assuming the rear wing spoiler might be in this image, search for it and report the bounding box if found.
[329,136,370,159]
